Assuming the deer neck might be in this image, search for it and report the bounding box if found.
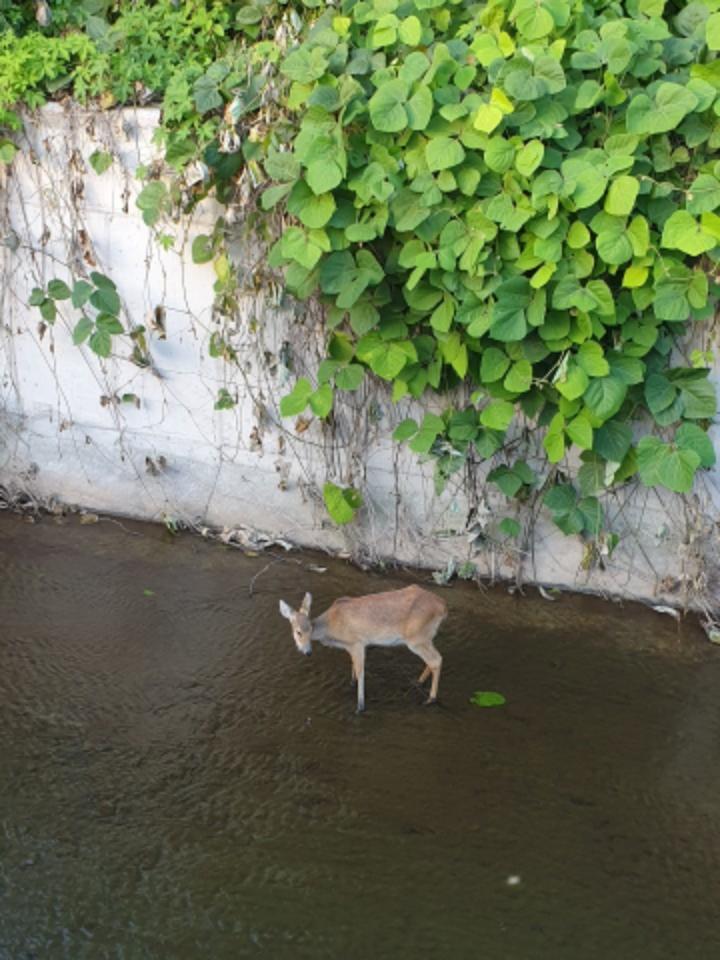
[311,613,342,649]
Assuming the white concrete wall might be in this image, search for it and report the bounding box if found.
[1,104,719,609]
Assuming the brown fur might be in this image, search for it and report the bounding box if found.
[280,585,447,711]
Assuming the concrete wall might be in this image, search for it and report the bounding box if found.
[1,104,719,609]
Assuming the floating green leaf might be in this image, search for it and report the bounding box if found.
[470,691,506,708]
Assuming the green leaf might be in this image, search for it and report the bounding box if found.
[504,359,532,393]
[369,79,410,133]
[47,279,72,300]
[280,378,313,417]
[398,15,422,45]
[71,280,93,308]
[280,227,323,270]
[192,235,215,264]
[596,231,633,265]
[39,299,56,323]
[567,221,590,249]
[0,139,17,165]
[323,482,362,525]
[544,483,576,514]
[576,342,610,378]
[96,313,123,334]
[426,137,465,172]
[480,400,514,430]
[626,84,698,135]
[657,448,701,494]
[499,517,521,538]
[90,286,121,316]
[555,365,589,401]
[406,84,434,130]
[488,465,523,498]
[567,413,593,450]
[439,332,468,377]
[584,376,627,421]
[371,13,399,48]
[593,422,632,463]
[676,423,716,469]
[89,329,111,358]
[604,176,639,217]
[644,374,677,415]
[470,691,506,707]
[214,388,236,411]
[336,364,365,391]
[89,150,112,175]
[136,181,170,227]
[515,140,544,177]
[374,343,414,381]
[578,457,606,496]
[473,103,503,134]
[29,287,45,307]
[90,272,116,291]
[309,384,333,418]
[637,437,700,493]
[661,211,716,255]
[706,11,720,50]
[430,299,454,333]
[485,137,515,173]
[515,5,554,40]
[679,376,717,419]
[72,316,93,345]
[578,497,603,537]
[393,418,419,441]
[491,278,531,342]
[281,47,328,84]
[687,174,720,214]
[481,347,510,383]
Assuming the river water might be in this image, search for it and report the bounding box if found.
[1,513,719,959]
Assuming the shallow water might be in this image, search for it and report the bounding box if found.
[1,513,720,960]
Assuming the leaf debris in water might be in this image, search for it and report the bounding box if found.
[470,691,506,708]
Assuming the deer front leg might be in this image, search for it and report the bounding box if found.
[351,647,366,712]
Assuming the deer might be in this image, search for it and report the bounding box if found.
[279,585,447,712]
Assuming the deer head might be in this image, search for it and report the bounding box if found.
[279,592,313,655]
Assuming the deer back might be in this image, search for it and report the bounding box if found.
[323,585,446,647]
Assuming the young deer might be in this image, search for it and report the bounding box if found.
[279,585,447,712]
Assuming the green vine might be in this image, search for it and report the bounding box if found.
[6,0,720,545]
[265,0,720,523]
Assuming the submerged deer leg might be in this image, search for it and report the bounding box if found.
[410,641,443,704]
[351,647,366,712]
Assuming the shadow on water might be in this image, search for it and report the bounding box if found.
[1,513,720,959]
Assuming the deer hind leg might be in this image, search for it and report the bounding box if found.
[417,664,431,684]
[410,641,443,704]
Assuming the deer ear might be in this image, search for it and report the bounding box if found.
[279,600,293,620]
[300,592,312,615]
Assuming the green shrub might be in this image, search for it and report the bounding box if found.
[10,0,720,534]
[265,0,719,505]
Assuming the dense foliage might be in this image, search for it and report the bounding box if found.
[5,1,720,535]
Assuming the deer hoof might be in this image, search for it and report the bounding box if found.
[424,696,438,707]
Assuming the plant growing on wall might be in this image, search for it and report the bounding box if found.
[263,0,719,529]
[12,0,720,545]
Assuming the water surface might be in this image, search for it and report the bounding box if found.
[1,513,719,959]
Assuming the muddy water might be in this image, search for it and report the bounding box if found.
[1,514,720,960]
